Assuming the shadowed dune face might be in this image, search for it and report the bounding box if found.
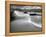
[11,20,41,32]
[10,5,42,32]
